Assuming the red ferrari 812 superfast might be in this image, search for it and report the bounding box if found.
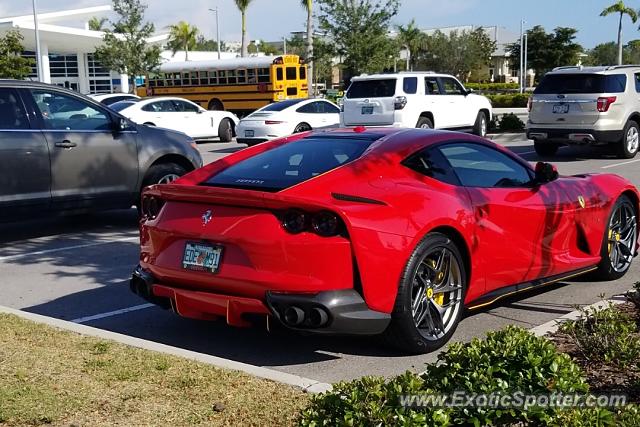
[131,128,639,353]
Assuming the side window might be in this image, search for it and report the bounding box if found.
[425,77,441,94]
[439,77,466,95]
[438,143,533,188]
[402,147,460,185]
[403,77,418,94]
[321,101,340,114]
[31,89,111,131]
[173,100,200,113]
[635,73,640,93]
[276,68,284,81]
[0,88,30,130]
[296,102,317,113]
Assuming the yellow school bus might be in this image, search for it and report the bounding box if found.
[140,55,308,113]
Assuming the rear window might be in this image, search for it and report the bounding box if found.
[109,101,137,112]
[346,79,397,98]
[534,74,627,94]
[203,137,374,191]
[260,99,305,112]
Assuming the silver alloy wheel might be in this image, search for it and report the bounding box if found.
[608,202,637,273]
[420,123,431,129]
[158,173,180,184]
[626,126,639,154]
[410,247,464,340]
[480,115,487,136]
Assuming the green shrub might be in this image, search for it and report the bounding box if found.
[493,113,525,132]
[551,404,640,427]
[300,326,588,426]
[558,303,640,368]
[466,82,519,92]
[486,93,529,108]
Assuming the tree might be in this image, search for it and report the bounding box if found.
[300,0,314,94]
[585,41,619,65]
[260,42,281,55]
[234,0,254,57]
[318,0,399,80]
[88,16,108,31]
[416,28,495,81]
[0,30,34,79]
[600,1,638,65]
[396,19,425,71]
[166,21,199,61]
[93,0,162,93]
[507,26,582,83]
[193,35,227,52]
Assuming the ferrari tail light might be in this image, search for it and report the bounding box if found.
[597,96,616,112]
[280,209,344,237]
[265,120,284,125]
[394,96,407,110]
[141,195,165,220]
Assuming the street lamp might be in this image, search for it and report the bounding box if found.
[208,7,221,60]
[32,0,44,81]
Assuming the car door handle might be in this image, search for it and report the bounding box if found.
[54,140,77,149]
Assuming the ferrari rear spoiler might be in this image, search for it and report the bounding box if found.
[143,183,334,211]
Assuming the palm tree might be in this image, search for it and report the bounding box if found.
[88,16,107,31]
[600,1,638,65]
[396,20,425,71]
[301,0,314,95]
[167,21,199,61]
[234,0,255,57]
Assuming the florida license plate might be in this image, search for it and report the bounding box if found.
[244,130,254,137]
[552,103,569,114]
[182,242,223,273]
[361,106,374,114]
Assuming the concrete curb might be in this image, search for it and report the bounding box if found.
[0,305,333,394]
[486,132,529,144]
[529,293,628,337]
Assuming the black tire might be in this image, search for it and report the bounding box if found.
[592,195,637,281]
[208,99,224,111]
[533,140,559,157]
[416,116,433,129]
[617,120,640,159]
[218,118,233,142]
[472,111,488,137]
[383,232,467,354]
[142,163,187,189]
[294,122,311,133]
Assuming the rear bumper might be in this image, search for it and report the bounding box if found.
[237,137,269,146]
[130,265,390,335]
[526,127,623,144]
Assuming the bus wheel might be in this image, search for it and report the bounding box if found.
[294,122,311,133]
[208,99,224,111]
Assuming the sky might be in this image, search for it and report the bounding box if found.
[2,0,638,49]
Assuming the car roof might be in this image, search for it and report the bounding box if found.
[548,65,640,75]
[350,72,452,81]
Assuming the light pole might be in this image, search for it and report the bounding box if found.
[208,7,221,60]
[519,19,525,94]
[283,37,287,55]
[32,0,44,81]
[523,32,528,92]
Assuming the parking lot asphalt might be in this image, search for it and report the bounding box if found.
[2,135,640,384]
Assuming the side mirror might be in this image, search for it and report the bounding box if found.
[465,88,473,96]
[197,109,204,114]
[112,117,132,132]
[534,162,559,184]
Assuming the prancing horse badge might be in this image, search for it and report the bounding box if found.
[578,196,586,209]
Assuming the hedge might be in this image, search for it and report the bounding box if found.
[466,82,519,91]
[486,93,529,108]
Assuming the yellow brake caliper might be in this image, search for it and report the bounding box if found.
[428,258,446,306]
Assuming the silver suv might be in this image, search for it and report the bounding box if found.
[0,80,203,221]
[527,65,640,158]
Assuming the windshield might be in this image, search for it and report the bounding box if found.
[534,74,627,94]
[346,79,397,99]
[203,137,375,192]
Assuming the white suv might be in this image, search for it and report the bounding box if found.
[527,65,640,158]
[340,72,492,136]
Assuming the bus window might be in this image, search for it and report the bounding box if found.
[191,73,199,86]
[227,70,237,84]
[276,67,283,81]
[286,67,297,80]
[209,71,218,85]
[237,69,246,84]
[258,68,270,83]
[219,70,227,84]
[299,66,306,81]
[248,69,257,83]
[182,73,190,85]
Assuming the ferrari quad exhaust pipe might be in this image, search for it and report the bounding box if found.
[283,306,305,326]
[308,307,329,327]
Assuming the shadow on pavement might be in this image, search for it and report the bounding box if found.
[508,144,618,163]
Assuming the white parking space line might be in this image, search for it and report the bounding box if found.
[71,303,155,324]
[600,158,640,169]
[0,236,139,262]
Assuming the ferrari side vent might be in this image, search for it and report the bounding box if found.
[332,193,387,206]
[576,224,591,255]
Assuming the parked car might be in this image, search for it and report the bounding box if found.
[236,98,341,146]
[527,65,640,159]
[114,96,239,142]
[89,93,141,106]
[340,72,492,136]
[130,127,638,354]
[0,80,202,221]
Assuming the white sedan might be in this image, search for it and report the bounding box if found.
[236,98,340,146]
[89,93,140,106]
[111,97,239,142]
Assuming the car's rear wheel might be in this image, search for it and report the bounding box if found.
[218,118,233,142]
[533,140,559,157]
[416,116,433,129]
[473,111,488,137]
[384,232,466,354]
[143,122,156,127]
[617,120,640,159]
[592,195,637,281]
[294,122,311,133]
